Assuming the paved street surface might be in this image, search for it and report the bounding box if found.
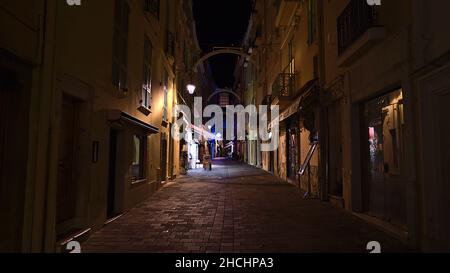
[83,159,410,253]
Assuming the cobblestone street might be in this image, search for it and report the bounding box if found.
[82,159,410,253]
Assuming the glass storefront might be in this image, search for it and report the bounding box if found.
[364,88,406,225]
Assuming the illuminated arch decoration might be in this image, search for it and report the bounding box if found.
[193,48,257,73]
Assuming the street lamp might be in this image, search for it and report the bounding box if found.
[187,84,196,95]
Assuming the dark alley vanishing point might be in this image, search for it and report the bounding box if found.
[83,159,409,253]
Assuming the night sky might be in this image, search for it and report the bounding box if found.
[193,0,253,88]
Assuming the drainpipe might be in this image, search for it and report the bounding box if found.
[316,0,329,201]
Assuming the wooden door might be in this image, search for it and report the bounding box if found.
[57,95,80,224]
[287,129,298,180]
[160,134,168,182]
[107,129,118,219]
[421,68,450,251]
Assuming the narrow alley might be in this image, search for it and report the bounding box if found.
[2,0,450,254]
[83,159,409,253]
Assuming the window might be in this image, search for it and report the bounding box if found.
[183,42,189,69]
[274,39,296,97]
[142,36,153,108]
[178,77,185,94]
[132,135,146,182]
[112,0,130,90]
[307,0,317,45]
[165,31,175,57]
[313,55,319,79]
[144,0,160,19]
[162,70,169,122]
[183,43,186,65]
[288,39,295,74]
[164,1,175,57]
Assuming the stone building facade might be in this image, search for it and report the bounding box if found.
[236,0,450,251]
[0,0,204,252]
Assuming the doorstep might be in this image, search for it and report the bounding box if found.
[352,212,409,245]
[57,227,92,253]
[104,213,124,226]
[329,194,345,209]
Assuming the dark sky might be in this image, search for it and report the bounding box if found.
[193,0,253,88]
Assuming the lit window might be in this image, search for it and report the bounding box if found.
[142,36,153,108]
[162,71,169,122]
[132,135,146,182]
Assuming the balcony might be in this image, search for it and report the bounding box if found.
[337,0,385,67]
[272,65,296,104]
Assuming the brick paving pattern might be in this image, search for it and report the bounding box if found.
[83,159,410,253]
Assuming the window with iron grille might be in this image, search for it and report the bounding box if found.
[144,0,160,19]
[273,65,296,98]
[273,39,296,97]
[337,0,376,55]
[112,0,129,90]
[142,36,153,108]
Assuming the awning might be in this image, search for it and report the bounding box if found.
[269,79,318,130]
[279,96,302,122]
[108,110,159,134]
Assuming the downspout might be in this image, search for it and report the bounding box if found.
[317,0,329,201]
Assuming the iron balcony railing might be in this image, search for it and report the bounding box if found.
[337,0,377,55]
[272,65,296,98]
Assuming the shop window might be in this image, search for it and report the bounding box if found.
[366,89,405,177]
